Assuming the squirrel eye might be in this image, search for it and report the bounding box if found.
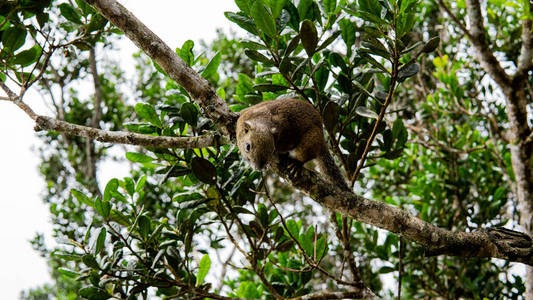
[245,143,251,152]
[244,128,249,134]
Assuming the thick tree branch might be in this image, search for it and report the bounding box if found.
[84,0,238,138]
[0,81,38,120]
[86,47,105,197]
[34,116,229,148]
[515,10,533,82]
[89,47,103,128]
[463,0,512,89]
[272,156,533,266]
[287,290,373,300]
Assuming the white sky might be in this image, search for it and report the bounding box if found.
[0,1,238,298]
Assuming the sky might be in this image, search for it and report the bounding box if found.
[0,1,238,298]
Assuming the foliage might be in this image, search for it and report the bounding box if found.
[0,0,526,299]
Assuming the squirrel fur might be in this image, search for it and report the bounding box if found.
[236,98,348,190]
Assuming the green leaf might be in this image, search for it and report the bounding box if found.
[75,0,93,16]
[298,0,314,20]
[323,0,337,13]
[201,52,222,78]
[378,266,396,273]
[361,39,390,60]
[316,235,327,259]
[276,240,295,252]
[110,209,131,226]
[103,178,119,202]
[322,101,339,132]
[152,60,168,76]
[302,226,314,256]
[253,83,288,92]
[135,103,161,127]
[58,3,83,24]
[251,0,277,38]
[13,45,41,67]
[138,215,151,240]
[79,287,111,300]
[87,13,108,33]
[57,268,79,278]
[360,52,389,73]
[126,152,154,163]
[123,123,158,134]
[300,20,318,55]
[392,119,405,139]
[196,254,211,286]
[135,175,147,192]
[71,189,93,207]
[2,26,27,51]
[179,40,195,66]
[397,63,420,81]
[317,30,340,52]
[224,12,259,35]
[283,34,300,57]
[339,18,355,50]
[0,16,9,31]
[337,73,352,93]
[191,157,217,184]
[422,36,440,53]
[235,0,252,13]
[355,106,379,119]
[286,219,300,238]
[329,52,347,72]
[270,0,286,18]
[244,49,273,65]
[82,254,99,269]
[124,177,135,196]
[315,66,329,90]
[284,1,300,30]
[95,227,106,254]
[94,198,111,219]
[181,102,199,127]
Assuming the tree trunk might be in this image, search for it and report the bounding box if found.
[505,85,533,299]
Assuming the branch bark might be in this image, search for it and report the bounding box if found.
[34,116,229,148]
[272,156,533,265]
[464,0,512,89]
[287,290,374,300]
[84,0,238,138]
[86,46,104,197]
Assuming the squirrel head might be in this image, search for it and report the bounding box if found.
[236,119,276,170]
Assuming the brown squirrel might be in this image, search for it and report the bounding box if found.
[236,98,349,190]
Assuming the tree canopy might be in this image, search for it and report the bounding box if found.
[1,0,533,299]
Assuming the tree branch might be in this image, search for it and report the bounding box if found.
[515,8,533,82]
[0,81,39,120]
[272,156,533,266]
[463,0,512,89]
[84,0,238,138]
[287,290,374,300]
[89,47,103,128]
[34,116,229,148]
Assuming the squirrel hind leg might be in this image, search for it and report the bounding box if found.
[290,127,326,163]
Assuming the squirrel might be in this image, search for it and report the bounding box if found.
[236,98,349,190]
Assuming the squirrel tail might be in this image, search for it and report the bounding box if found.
[316,151,350,191]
